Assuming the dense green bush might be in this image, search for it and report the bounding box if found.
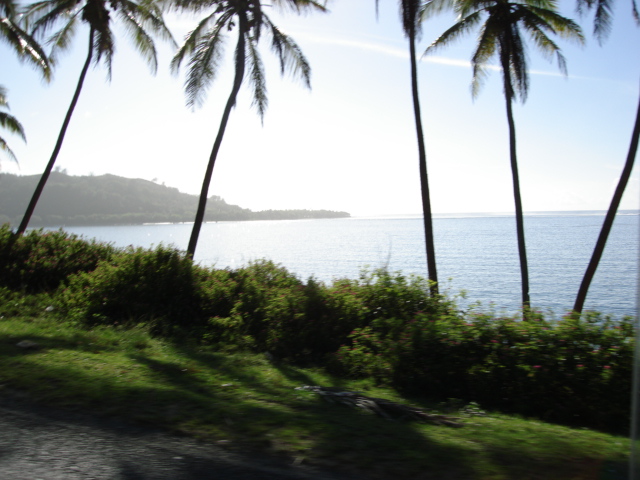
[0,224,115,292]
[202,260,360,359]
[205,260,308,352]
[205,265,451,361]
[335,310,635,432]
[196,264,450,361]
[355,268,444,321]
[58,246,216,334]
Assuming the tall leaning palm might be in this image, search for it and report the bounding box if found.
[426,0,583,310]
[15,0,175,235]
[376,0,442,296]
[572,0,640,314]
[170,0,326,257]
[1,0,50,166]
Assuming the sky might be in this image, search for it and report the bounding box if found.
[1,0,640,216]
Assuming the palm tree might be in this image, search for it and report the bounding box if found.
[170,0,326,257]
[425,0,583,310]
[15,0,175,235]
[1,0,50,167]
[375,0,444,296]
[572,0,640,314]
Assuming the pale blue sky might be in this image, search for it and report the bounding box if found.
[1,0,639,216]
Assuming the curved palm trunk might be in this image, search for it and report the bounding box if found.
[573,81,640,314]
[187,16,247,258]
[502,65,530,310]
[409,29,438,296]
[16,28,95,236]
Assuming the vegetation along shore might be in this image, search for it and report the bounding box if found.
[0,226,633,479]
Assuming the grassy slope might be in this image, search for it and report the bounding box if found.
[0,294,630,480]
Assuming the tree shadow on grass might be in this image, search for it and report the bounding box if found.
[0,333,627,479]
[0,333,477,478]
[0,331,136,355]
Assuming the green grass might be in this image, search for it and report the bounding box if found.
[0,293,630,480]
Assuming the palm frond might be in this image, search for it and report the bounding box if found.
[182,18,227,108]
[576,0,613,43]
[469,19,498,99]
[0,0,16,18]
[26,0,80,36]
[117,7,159,73]
[634,0,640,25]
[21,0,62,31]
[505,22,529,101]
[170,10,226,73]
[246,35,268,119]
[519,10,573,76]
[271,0,328,14]
[519,18,561,60]
[455,0,489,17]
[262,15,311,88]
[592,0,613,41]
[92,22,115,78]
[524,5,584,43]
[46,14,79,63]
[513,0,558,9]
[424,11,482,55]
[0,16,51,77]
[0,110,26,141]
[0,136,19,164]
[0,99,25,164]
[420,0,456,21]
[24,0,83,67]
[118,0,176,47]
[163,0,224,13]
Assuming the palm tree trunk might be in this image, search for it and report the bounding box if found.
[409,28,438,296]
[573,81,640,314]
[502,73,530,310]
[16,27,95,236]
[187,15,247,257]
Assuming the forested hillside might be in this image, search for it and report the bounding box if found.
[0,172,349,226]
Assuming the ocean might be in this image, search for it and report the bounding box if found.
[56,211,639,319]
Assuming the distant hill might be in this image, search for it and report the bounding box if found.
[0,172,350,226]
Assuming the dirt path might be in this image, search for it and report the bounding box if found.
[0,391,359,480]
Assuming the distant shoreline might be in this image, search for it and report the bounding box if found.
[31,210,639,229]
[351,210,640,220]
[0,172,349,227]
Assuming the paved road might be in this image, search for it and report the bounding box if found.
[0,392,359,480]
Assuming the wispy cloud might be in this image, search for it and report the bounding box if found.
[292,31,410,59]
[290,31,578,79]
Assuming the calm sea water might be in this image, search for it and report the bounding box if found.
[57,212,639,319]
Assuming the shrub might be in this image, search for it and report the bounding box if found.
[58,245,212,334]
[220,260,310,355]
[0,225,115,292]
[213,264,450,362]
[335,309,635,432]
[355,268,444,322]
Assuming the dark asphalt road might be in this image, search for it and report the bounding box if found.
[0,392,359,480]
